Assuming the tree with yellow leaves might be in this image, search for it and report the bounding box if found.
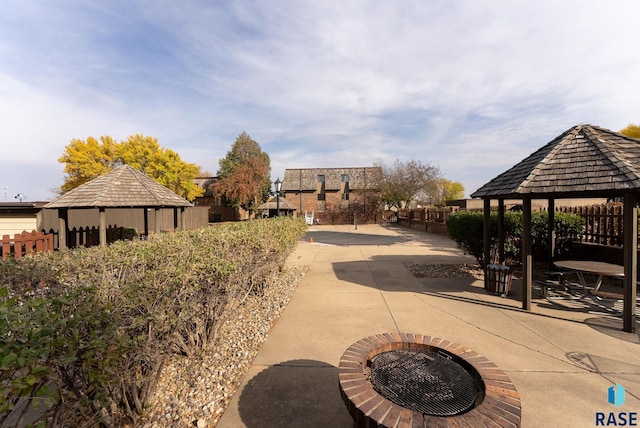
[116,135,204,200]
[620,123,640,139]
[420,178,465,206]
[58,134,204,201]
[58,136,118,192]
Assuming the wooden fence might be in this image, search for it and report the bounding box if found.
[399,204,631,245]
[397,207,458,223]
[67,225,137,248]
[314,210,383,225]
[556,203,625,247]
[395,207,457,235]
[1,230,54,261]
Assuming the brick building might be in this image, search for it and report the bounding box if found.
[193,176,250,222]
[281,167,382,222]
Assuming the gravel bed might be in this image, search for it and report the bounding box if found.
[404,263,485,279]
[138,265,307,428]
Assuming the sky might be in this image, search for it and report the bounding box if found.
[1,1,639,202]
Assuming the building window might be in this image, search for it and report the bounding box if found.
[341,174,349,182]
[317,193,326,201]
[342,193,350,200]
[317,174,325,182]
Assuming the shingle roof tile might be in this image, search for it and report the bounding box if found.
[257,197,297,211]
[471,125,640,198]
[44,165,193,208]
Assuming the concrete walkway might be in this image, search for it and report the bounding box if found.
[218,224,640,428]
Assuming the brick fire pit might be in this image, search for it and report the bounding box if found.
[338,333,521,427]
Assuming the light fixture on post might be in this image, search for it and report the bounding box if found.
[354,199,358,230]
[274,177,282,217]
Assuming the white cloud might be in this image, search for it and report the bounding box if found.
[1,0,639,201]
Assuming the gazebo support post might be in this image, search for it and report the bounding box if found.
[58,208,68,250]
[522,197,532,310]
[173,208,179,231]
[155,208,161,234]
[143,208,149,237]
[483,198,491,290]
[498,199,505,264]
[99,207,107,247]
[547,198,556,270]
[181,207,186,231]
[622,192,637,333]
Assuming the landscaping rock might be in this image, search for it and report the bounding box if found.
[137,265,306,427]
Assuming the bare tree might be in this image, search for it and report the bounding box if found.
[373,159,441,208]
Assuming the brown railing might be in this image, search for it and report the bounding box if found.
[426,207,457,223]
[67,224,135,248]
[400,202,633,247]
[398,208,425,221]
[556,203,624,247]
[1,230,54,261]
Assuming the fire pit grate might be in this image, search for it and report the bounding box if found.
[367,348,481,416]
[339,334,522,427]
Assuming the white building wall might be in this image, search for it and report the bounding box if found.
[0,216,38,237]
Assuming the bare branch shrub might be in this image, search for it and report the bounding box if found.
[0,217,307,426]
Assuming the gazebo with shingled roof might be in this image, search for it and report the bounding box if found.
[471,124,639,333]
[45,164,193,248]
[257,196,297,218]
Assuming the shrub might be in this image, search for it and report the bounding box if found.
[0,217,307,426]
[530,210,584,257]
[446,210,584,267]
[446,211,519,267]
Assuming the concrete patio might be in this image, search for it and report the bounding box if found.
[218,224,640,428]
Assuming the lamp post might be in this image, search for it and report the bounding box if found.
[354,199,358,230]
[274,177,282,217]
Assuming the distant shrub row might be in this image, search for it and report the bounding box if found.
[446,210,584,267]
[0,217,308,426]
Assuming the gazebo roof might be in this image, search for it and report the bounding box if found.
[257,197,297,211]
[45,164,193,208]
[471,124,640,199]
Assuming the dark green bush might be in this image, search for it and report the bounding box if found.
[0,217,307,426]
[446,211,519,267]
[446,210,584,267]
[531,211,584,256]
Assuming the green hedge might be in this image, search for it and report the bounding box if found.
[446,210,584,267]
[0,217,307,426]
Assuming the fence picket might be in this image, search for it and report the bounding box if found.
[558,203,630,247]
[2,235,10,259]
[1,230,54,261]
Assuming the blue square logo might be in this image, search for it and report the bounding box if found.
[608,383,625,408]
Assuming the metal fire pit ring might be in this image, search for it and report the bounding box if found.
[338,333,521,427]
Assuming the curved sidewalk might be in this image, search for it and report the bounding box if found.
[218,224,640,428]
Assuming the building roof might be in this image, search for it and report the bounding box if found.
[0,202,42,215]
[257,197,298,211]
[471,124,640,199]
[194,176,218,197]
[45,164,193,208]
[282,167,382,191]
